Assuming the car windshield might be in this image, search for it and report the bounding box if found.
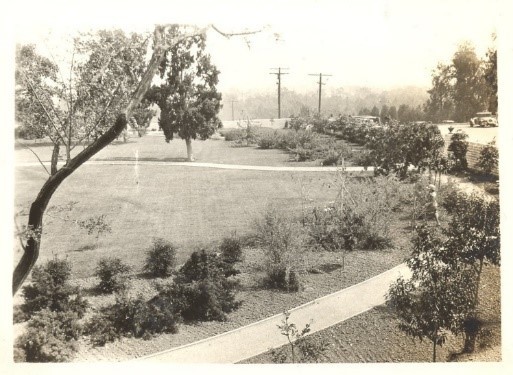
[477,113,492,117]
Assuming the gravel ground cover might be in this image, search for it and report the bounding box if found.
[242,265,501,363]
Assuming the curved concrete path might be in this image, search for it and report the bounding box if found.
[15,159,372,172]
[137,263,411,363]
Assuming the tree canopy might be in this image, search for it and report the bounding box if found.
[146,30,222,161]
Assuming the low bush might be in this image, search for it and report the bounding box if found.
[86,293,181,346]
[257,130,281,149]
[447,131,469,172]
[20,258,88,320]
[477,140,498,176]
[15,309,82,362]
[143,238,177,278]
[94,257,131,294]
[219,128,245,142]
[307,176,401,254]
[254,206,306,291]
[219,234,243,264]
[169,249,241,321]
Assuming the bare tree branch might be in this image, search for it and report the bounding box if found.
[210,25,264,38]
[21,73,67,145]
[71,82,122,150]
[13,213,27,252]
[15,140,51,175]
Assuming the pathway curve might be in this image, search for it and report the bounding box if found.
[15,159,371,172]
[136,263,411,363]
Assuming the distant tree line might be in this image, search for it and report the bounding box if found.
[424,40,497,123]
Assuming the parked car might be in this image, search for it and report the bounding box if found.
[470,112,498,127]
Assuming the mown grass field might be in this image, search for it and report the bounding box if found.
[15,131,318,167]
[13,133,501,362]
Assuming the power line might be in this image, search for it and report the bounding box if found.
[309,73,332,114]
[270,67,289,119]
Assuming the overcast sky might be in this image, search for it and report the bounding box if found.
[13,0,500,94]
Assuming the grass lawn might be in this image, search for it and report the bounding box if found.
[14,163,339,279]
[16,132,321,167]
[242,265,501,363]
[13,133,500,362]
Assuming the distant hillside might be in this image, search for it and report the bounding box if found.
[219,86,429,120]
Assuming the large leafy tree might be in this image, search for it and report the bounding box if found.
[452,42,489,122]
[425,42,492,123]
[484,47,498,115]
[147,32,222,161]
[424,63,455,123]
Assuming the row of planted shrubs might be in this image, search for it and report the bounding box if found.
[326,116,498,180]
[14,235,244,362]
[220,126,353,166]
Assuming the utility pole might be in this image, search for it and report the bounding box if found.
[270,67,288,119]
[229,100,238,121]
[309,73,332,114]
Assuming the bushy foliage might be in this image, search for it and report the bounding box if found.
[86,293,180,346]
[254,206,306,291]
[167,249,242,321]
[219,234,243,264]
[20,258,88,320]
[387,225,479,362]
[94,257,132,294]
[447,131,469,171]
[322,175,402,250]
[143,238,177,277]
[15,309,83,362]
[477,140,498,175]
[220,128,245,142]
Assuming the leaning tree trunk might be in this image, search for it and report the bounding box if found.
[185,137,194,161]
[12,25,176,295]
[50,142,60,175]
[13,114,128,294]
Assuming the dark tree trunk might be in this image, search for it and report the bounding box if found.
[51,143,60,175]
[12,115,128,294]
[12,25,203,295]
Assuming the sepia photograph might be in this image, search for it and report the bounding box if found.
[2,0,511,371]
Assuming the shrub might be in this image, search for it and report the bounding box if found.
[447,131,469,171]
[477,141,498,175]
[254,206,306,291]
[15,309,82,362]
[20,258,88,319]
[220,128,244,141]
[219,235,243,264]
[143,238,177,277]
[308,175,400,253]
[321,149,340,166]
[94,257,131,294]
[86,293,180,346]
[169,249,241,321]
[257,131,280,149]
